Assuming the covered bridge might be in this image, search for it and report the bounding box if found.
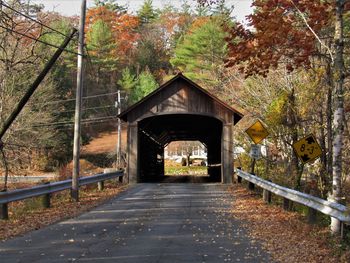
[119,73,243,184]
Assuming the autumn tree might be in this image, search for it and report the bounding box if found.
[38,16,79,166]
[174,0,196,39]
[85,4,139,91]
[225,1,332,76]
[133,23,171,80]
[200,0,348,234]
[0,1,76,187]
[217,0,333,190]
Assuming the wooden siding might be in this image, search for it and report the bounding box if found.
[125,79,235,124]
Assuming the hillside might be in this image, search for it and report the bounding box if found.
[82,130,127,155]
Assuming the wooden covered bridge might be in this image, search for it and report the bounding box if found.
[119,73,243,183]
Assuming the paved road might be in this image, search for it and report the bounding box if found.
[0,184,272,262]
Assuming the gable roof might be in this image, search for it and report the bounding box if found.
[118,72,243,123]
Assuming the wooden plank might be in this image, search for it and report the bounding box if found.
[125,80,234,124]
[127,124,138,184]
[222,124,233,183]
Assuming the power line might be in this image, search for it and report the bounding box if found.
[32,115,117,128]
[0,24,81,56]
[14,116,118,131]
[51,104,116,114]
[43,119,119,132]
[1,1,70,38]
[39,91,121,105]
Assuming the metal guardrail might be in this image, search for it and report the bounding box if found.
[0,170,123,205]
[236,169,350,223]
[0,175,57,183]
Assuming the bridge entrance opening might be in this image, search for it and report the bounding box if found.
[138,114,222,183]
[163,140,209,183]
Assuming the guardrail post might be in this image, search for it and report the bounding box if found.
[340,222,347,240]
[41,182,51,208]
[248,181,255,190]
[0,188,9,220]
[1,203,9,220]
[118,173,123,183]
[307,188,317,224]
[98,181,104,191]
[307,207,317,224]
[236,168,242,183]
[263,179,272,203]
[248,172,255,190]
[263,189,272,203]
[283,198,291,211]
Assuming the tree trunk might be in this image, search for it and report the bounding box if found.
[319,109,328,198]
[326,67,333,179]
[331,0,345,235]
[288,87,301,189]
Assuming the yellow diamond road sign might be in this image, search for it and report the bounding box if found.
[292,134,322,164]
[245,120,269,144]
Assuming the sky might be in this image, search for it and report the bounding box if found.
[31,0,253,24]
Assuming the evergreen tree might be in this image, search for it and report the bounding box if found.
[195,2,209,17]
[118,68,137,106]
[137,0,158,25]
[93,0,127,12]
[170,17,228,86]
[180,0,192,15]
[86,19,118,87]
[211,0,234,19]
[130,70,158,103]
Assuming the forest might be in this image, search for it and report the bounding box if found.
[0,0,349,221]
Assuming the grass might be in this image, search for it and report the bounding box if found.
[165,165,208,175]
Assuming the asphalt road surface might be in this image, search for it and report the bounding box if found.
[0,183,272,262]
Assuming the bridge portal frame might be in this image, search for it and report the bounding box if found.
[119,73,243,184]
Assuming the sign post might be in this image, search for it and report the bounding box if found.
[245,120,269,178]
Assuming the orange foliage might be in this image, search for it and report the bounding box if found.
[159,12,181,35]
[226,0,333,77]
[85,6,140,57]
[86,6,117,27]
[189,16,210,33]
[114,14,140,56]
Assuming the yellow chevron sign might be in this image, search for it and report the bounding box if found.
[245,120,269,144]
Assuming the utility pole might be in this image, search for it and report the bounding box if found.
[116,90,122,168]
[72,0,86,202]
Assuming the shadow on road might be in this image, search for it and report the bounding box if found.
[144,175,214,184]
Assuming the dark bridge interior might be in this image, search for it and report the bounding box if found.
[138,114,223,183]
